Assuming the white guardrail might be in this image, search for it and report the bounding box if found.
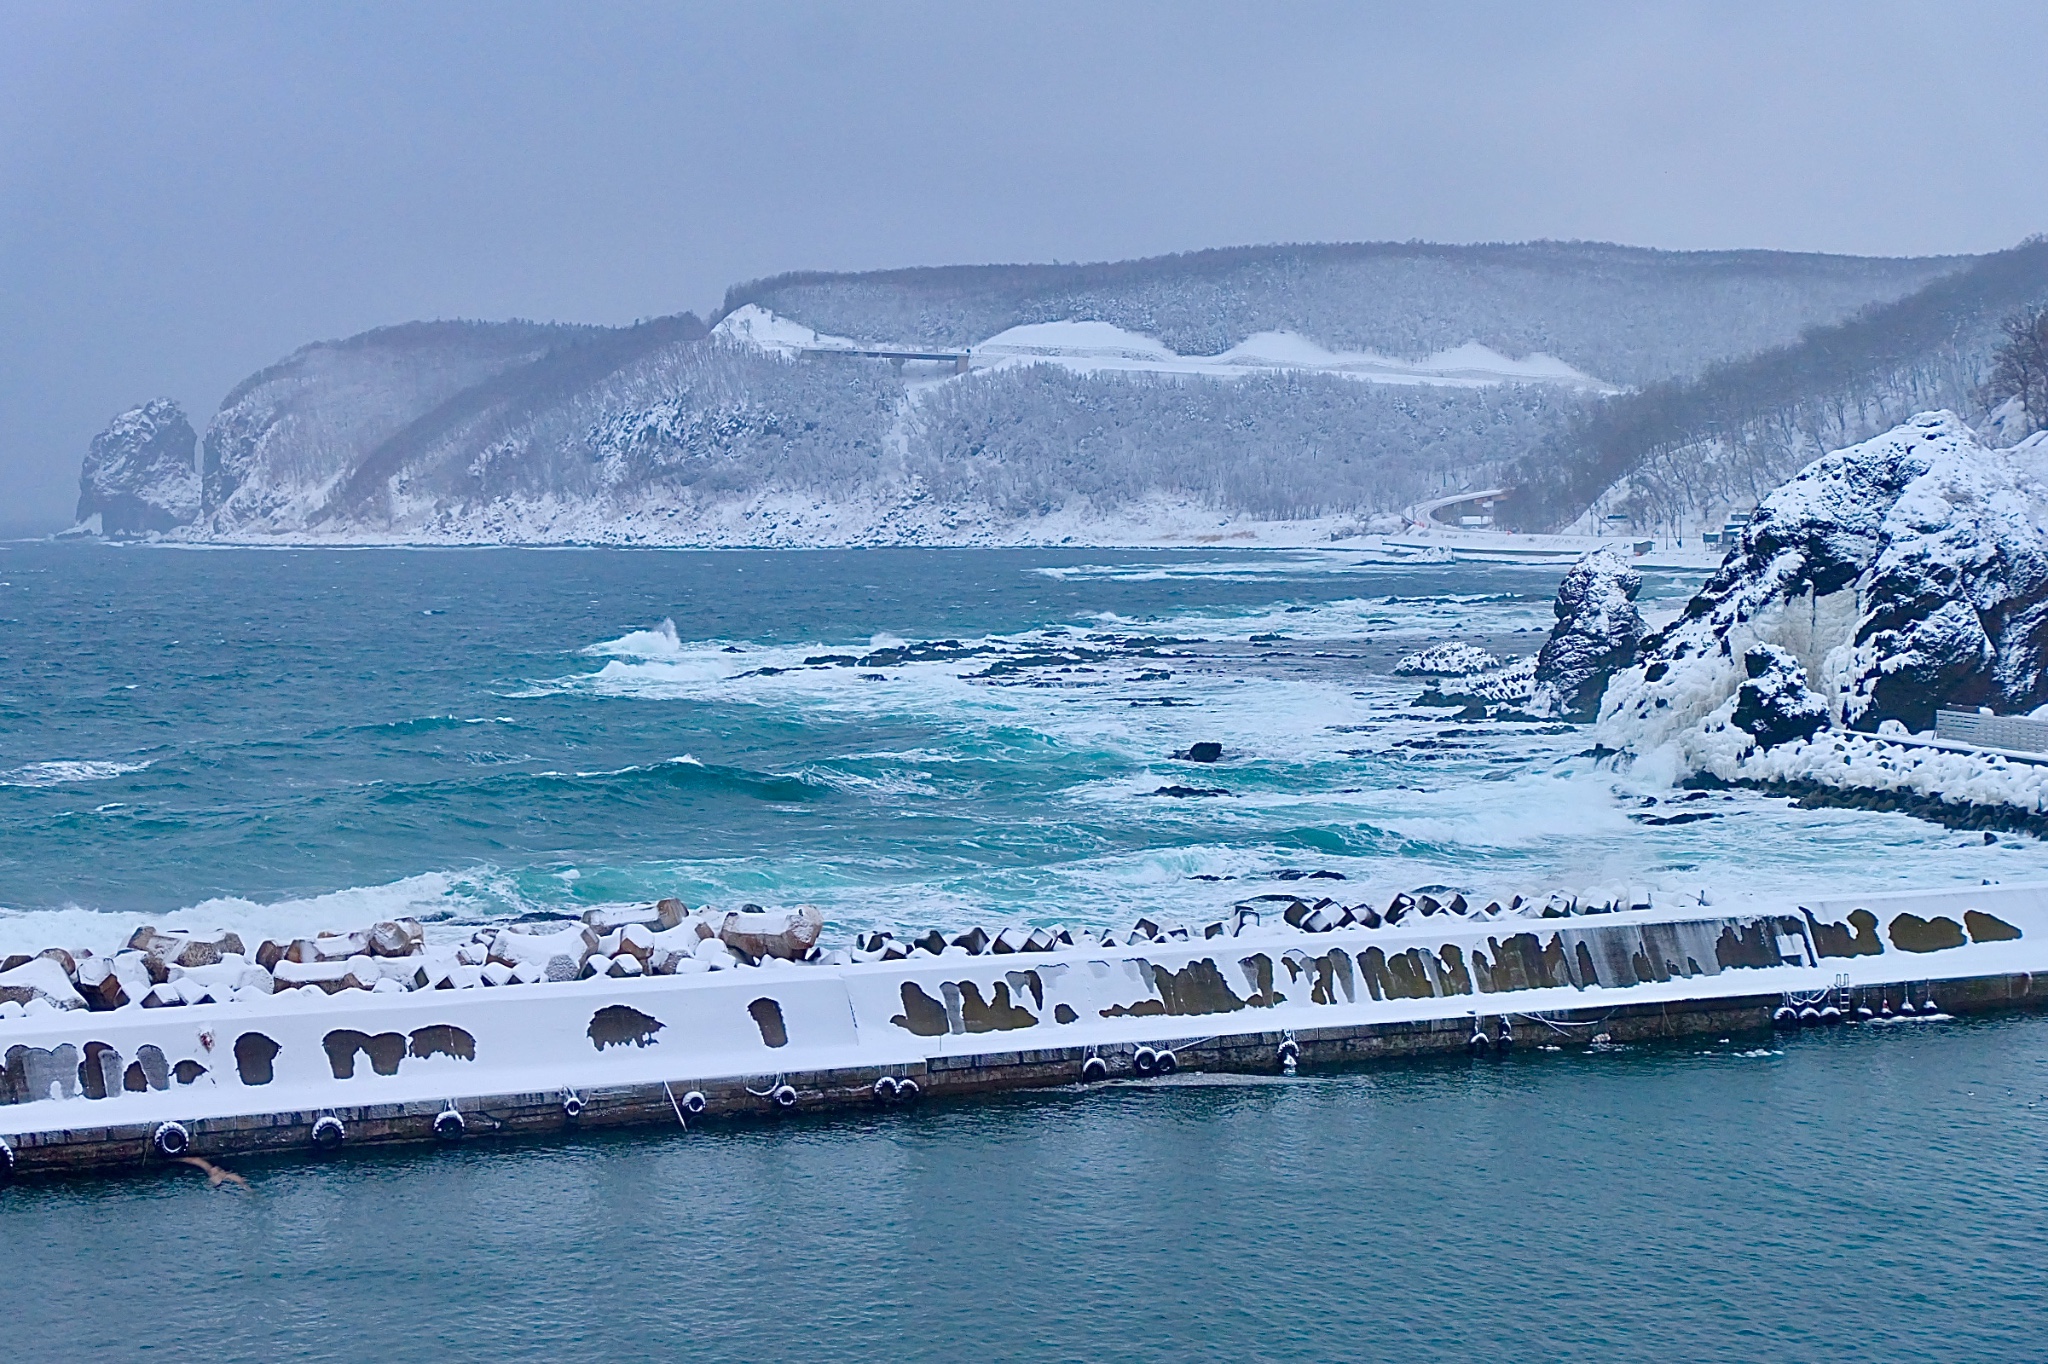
[1936,709,2048,754]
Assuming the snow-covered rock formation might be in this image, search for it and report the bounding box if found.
[75,399,198,536]
[1601,412,2048,778]
[1530,552,1645,719]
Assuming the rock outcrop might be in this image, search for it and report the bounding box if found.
[1729,644,1831,750]
[76,399,198,535]
[1530,552,1645,718]
[1601,412,2048,762]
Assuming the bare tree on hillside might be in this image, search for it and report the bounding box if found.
[1991,307,2048,435]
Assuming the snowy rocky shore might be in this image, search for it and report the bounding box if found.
[1398,549,1644,717]
[1385,412,2048,832]
[0,883,1695,1022]
[1589,412,2048,829]
[0,901,821,1017]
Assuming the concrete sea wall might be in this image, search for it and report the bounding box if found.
[6,884,2047,1177]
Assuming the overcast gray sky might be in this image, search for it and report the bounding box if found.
[4,1,2046,527]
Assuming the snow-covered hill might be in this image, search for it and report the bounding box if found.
[71,239,1978,547]
[726,240,1961,389]
[1524,240,2048,539]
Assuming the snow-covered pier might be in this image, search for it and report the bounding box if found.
[5,884,2047,1178]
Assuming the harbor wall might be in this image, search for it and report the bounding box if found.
[7,883,2047,1176]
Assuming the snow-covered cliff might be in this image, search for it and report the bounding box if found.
[1600,412,2048,777]
[75,399,198,536]
[201,320,597,534]
[1530,552,1645,719]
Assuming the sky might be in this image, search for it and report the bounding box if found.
[4,1,2047,528]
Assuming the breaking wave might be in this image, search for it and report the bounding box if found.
[0,760,151,787]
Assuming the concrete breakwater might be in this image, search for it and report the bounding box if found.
[4,884,2046,1178]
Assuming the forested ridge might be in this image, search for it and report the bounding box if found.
[1505,240,2048,534]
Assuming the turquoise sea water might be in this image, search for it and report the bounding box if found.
[5,543,2047,1360]
[1,543,2038,957]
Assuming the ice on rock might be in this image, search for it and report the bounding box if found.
[1596,415,2048,818]
[1530,552,1645,719]
[1731,644,1831,749]
[1394,642,1502,677]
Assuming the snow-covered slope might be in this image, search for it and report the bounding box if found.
[727,241,1963,389]
[711,305,1610,389]
[1600,413,2048,774]
[202,320,595,534]
[73,239,1982,547]
[969,319,1612,389]
[1525,240,2048,537]
[708,304,864,355]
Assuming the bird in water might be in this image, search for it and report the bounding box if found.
[174,1155,247,1188]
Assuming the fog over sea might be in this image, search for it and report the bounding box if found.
[6,543,2047,1363]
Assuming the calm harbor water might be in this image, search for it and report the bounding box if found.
[5,542,2046,1359]
[5,1014,2046,1362]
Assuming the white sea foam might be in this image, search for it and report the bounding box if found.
[1032,554,1388,582]
[586,616,685,658]
[16,560,2043,962]
[0,869,526,960]
[791,766,943,798]
[0,759,151,787]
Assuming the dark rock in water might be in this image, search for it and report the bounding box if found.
[1532,552,1645,719]
[1153,785,1232,798]
[1174,741,1224,763]
[76,399,200,536]
[1731,644,1831,749]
